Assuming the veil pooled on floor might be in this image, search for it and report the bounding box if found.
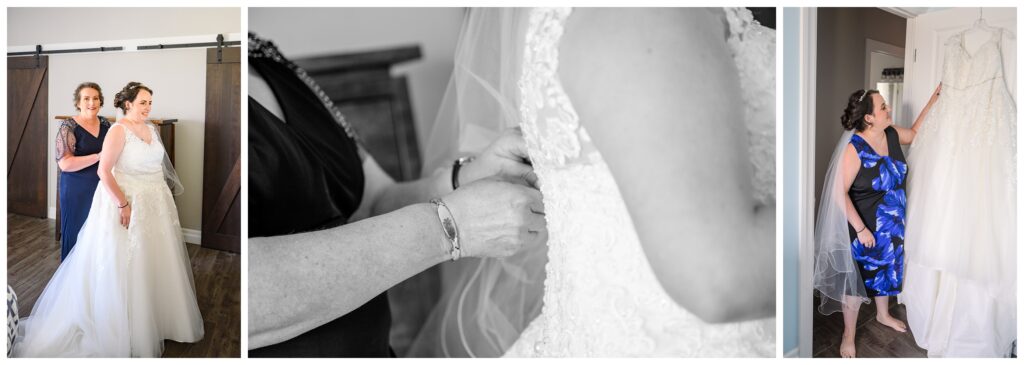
[408,8,547,357]
[813,130,869,314]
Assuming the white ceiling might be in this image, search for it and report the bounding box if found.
[881,7,953,18]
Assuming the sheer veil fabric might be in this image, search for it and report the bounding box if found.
[812,130,870,314]
[411,9,542,357]
[411,8,775,357]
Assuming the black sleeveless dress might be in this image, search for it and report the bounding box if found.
[847,126,907,298]
[248,37,392,357]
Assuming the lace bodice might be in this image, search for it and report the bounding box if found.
[112,123,166,177]
[914,28,1017,155]
[942,29,1009,90]
[504,8,775,357]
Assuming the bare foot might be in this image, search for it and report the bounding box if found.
[876,315,907,333]
[840,332,856,358]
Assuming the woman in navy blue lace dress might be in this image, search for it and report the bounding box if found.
[55,82,111,260]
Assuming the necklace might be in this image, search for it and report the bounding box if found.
[248,32,358,140]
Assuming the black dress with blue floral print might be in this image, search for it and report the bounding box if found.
[848,126,907,297]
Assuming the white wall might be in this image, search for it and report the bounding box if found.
[249,7,465,160]
[9,8,241,233]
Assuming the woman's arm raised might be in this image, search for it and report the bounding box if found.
[895,83,941,144]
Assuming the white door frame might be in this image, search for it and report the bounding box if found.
[796,6,817,359]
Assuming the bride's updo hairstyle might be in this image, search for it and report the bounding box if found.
[840,89,879,131]
[113,81,153,114]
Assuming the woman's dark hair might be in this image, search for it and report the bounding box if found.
[73,82,104,111]
[841,89,880,131]
[113,81,153,113]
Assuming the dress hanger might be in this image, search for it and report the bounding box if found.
[965,8,1016,40]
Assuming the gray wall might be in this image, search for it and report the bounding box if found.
[814,8,906,201]
[249,8,465,162]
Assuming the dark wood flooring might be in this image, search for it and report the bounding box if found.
[6,213,240,358]
[812,295,927,358]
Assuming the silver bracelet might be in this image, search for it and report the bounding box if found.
[429,198,461,261]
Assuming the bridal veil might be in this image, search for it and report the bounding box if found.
[812,130,870,314]
[409,8,545,357]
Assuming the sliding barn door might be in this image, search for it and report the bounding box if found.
[201,47,241,252]
[8,56,49,218]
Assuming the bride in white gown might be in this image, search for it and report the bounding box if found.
[410,8,775,357]
[12,82,204,357]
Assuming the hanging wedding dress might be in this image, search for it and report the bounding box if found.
[12,123,203,357]
[411,7,774,357]
[900,26,1016,357]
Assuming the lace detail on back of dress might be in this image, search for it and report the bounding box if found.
[724,7,776,205]
[506,8,774,357]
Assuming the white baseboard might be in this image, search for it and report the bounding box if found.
[182,228,201,245]
[785,347,800,358]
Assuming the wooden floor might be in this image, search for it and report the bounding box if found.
[812,295,927,358]
[6,214,240,358]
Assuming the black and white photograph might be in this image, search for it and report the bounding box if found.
[6,7,242,358]
[247,7,777,357]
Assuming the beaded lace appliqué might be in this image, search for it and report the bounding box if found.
[505,8,775,357]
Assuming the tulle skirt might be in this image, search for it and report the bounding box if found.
[12,172,203,357]
[900,83,1016,357]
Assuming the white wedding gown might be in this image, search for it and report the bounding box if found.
[12,123,203,357]
[501,8,775,357]
[900,27,1016,357]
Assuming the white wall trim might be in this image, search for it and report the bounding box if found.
[182,228,202,245]
[880,7,953,19]
[47,207,57,220]
[785,347,800,358]
[881,7,924,19]
[798,7,818,359]
[9,33,243,55]
[864,38,906,90]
